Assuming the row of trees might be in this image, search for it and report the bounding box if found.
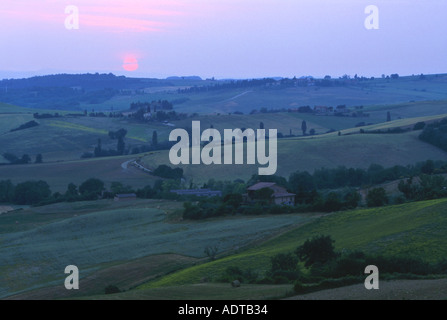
[249,160,447,193]
[2,153,42,165]
[219,235,447,288]
[83,128,170,159]
[181,160,447,220]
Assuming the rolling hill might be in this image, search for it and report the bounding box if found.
[140,130,447,184]
[137,198,447,292]
[0,199,313,299]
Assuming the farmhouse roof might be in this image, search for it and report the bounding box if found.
[247,182,277,191]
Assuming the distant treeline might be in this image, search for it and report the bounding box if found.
[177,78,277,94]
[0,73,185,110]
[183,160,447,220]
[176,74,396,95]
[251,160,447,191]
[2,153,42,165]
[0,176,191,206]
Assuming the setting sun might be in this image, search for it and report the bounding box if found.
[122,56,139,72]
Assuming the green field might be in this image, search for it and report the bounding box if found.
[0,111,172,162]
[143,75,447,115]
[137,198,447,292]
[1,121,445,193]
[141,130,447,184]
[0,154,157,192]
[79,283,293,300]
[0,199,313,299]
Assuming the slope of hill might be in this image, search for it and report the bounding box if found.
[0,200,313,299]
[2,73,447,114]
[141,130,447,183]
[138,198,447,291]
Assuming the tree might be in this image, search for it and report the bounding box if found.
[366,188,389,207]
[309,128,316,136]
[204,246,219,261]
[301,120,307,136]
[13,180,51,205]
[421,160,434,175]
[223,193,243,208]
[0,180,15,202]
[260,122,265,130]
[94,139,102,157]
[289,171,315,204]
[3,153,19,164]
[295,235,337,268]
[79,178,104,197]
[35,154,43,164]
[152,130,158,147]
[117,137,125,155]
[271,253,299,272]
[20,154,31,164]
[65,183,78,197]
[344,190,361,209]
[111,182,134,194]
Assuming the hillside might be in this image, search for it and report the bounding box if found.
[0,199,313,299]
[137,198,447,292]
[0,111,173,162]
[141,130,447,183]
[2,73,447,114]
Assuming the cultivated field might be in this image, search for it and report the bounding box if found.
[0,199,313,299]
[138,198,447,292]
[141,130,447,183]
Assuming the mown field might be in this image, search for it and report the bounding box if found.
[0,154,157,192]
[0,112,172,162]
[1,120,445,193]
[141,130,447,184]
[135,198,447,293]
[0,199,313,299]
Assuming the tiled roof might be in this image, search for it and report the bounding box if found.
[247,182,277,191]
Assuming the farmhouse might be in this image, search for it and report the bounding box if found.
[245,182,295,205]
[114,193,137,201]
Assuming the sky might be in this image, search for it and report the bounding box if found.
[0,0,446,79]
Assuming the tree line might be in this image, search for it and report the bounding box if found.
[218,235,447,291]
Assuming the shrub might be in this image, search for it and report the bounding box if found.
[219,267,258,284]
[13,180,51,205]
[366,188,389,207]
[413,122,426,131]
[295,235,338,267]
[271,253,299,273]
[104,285,121,294]
[10,120,39,132]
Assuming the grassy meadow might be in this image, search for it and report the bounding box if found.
[0,199,313,299]
[141,130,447,184]
[137,198,447,291]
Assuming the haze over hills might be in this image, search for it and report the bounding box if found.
[1,72,447,112]
[1,71,447,300]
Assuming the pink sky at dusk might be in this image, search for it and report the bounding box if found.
[0,0,446,79]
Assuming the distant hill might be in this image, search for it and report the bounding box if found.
[166,76,202,81]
